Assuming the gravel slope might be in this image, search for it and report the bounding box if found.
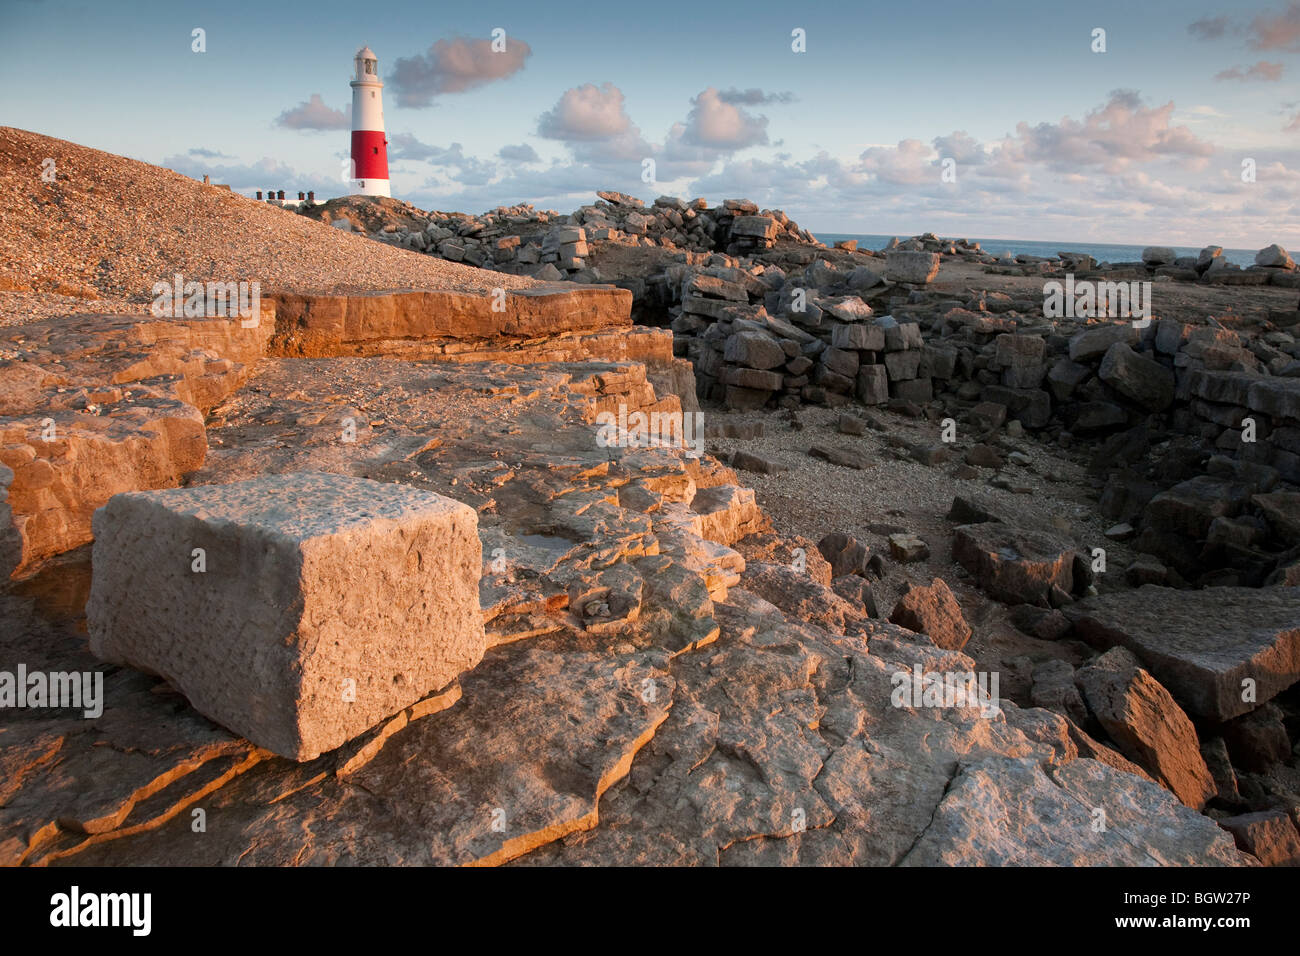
[0,126,536,325]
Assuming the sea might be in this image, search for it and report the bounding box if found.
[816,234,1260,268]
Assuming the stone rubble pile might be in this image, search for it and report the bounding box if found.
[312,191,821,284]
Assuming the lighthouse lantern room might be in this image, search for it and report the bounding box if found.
[349,45,390,197]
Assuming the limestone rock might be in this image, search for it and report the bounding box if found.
[900,756,1246,866]
[1218,811,1300,866]
[1075,647,1215,809]
[952,522,1076,606]
[87,473,487,761]
[889,578,972,650]
[1065,586,1300,721]
[1098,343,1175,411]
[816,532,872,578]
[885,251,940,284]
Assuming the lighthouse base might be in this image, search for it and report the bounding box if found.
[351,178,390,198]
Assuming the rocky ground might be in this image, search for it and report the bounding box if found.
[2,130,1299,867]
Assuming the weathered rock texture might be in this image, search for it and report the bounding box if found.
[86,473,486,761]
[1075,648,1215,809]
[1066,586,1300,721]
[1,353,1252,867]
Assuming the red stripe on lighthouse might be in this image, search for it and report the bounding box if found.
[351,130,388,180]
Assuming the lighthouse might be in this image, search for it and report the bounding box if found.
[349,46,390,197]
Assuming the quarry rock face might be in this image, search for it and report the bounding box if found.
[86,472,486,761]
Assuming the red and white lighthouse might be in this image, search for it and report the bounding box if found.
[349,45,390,197]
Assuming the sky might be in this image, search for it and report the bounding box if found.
[3,0,1299,246]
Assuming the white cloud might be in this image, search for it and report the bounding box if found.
[537,83,634,141]
[390,36,532,108]
[275,94,350,131]
[680,87,769,150]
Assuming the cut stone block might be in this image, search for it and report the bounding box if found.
[1066,585,1300,721]
[86,472,486,761]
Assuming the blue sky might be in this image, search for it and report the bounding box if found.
[3,0,1299,245]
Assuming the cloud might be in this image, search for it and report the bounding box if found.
[163,153,338,194]
[187,147,233,159]
[716,87,797,106]
[389,35,531,108]
[386,134,498,185]
[275,94,350,131]
[1002,90,1214,173]
[680,87,769,150]
[1188,16,1231,40]
[498,143,540,162]
[1249,2,1300,50]
[856,139,935,185]
[537,82,634,141]
[1214,60,1284,81]
[1287,111,1300,132]
[932,130,987,165]
[388,133,464,163]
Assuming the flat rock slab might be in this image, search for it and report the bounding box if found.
[900,756,1247,866]
[86,472,486,760]
[59,636,674,867]
[1066,585,1300,721]
[265,286,632,356]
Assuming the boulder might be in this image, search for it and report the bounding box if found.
[855,365,889,405]
[1098,343,1175,411]
[1030,660,1087,725]
[809,445,872,470]
[1065,586,1300,721]
[900,756,1248,866]
[889,578,972,651]
[724,330,786,370]
[888,532,930,562]
[968,401,1007,431]
[831,322,885,351]
[1141,246,1177,266]
[86,473,487,761]
[817,532,872,578]
[1218,811,1300,866]
[1068,324,1139,363]
[1252,491,1300,545]
[730,215,778,240]
[951,522,1076,606]
[1221,702,1292,772]
[1075,647,1215,809]
[885,251,940,284]
[1255,244,1295,270]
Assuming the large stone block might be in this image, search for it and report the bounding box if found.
[886,251,940,284]
[1066,586,1300,721]
[86,472,486,761]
